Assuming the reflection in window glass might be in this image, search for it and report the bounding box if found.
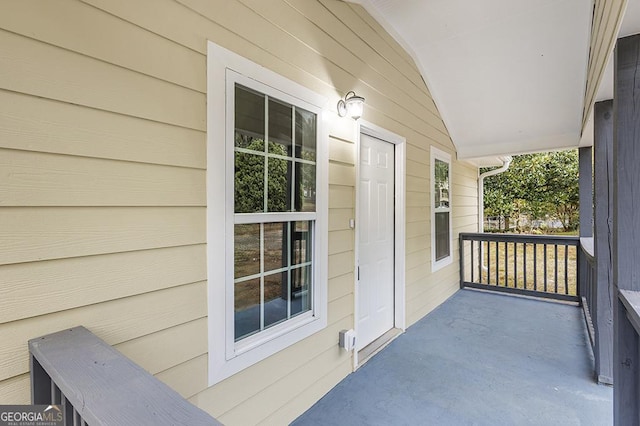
[264,272,288,328]
[268,99,292,156]
[235,278,260,341]
[435,212,450,261]
[235,152,264,213]
[291,265,312,317]
[298,163,316,212]
[234,224,260,279]
[235,86,265,149]
[295,108,316,161]
[291,221,312,265]
[264,222,287,273]
[267,158,291,212]
[434,159,450,208]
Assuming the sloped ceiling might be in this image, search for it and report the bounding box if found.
[349,0,629,161]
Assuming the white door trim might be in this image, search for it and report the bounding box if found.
[353,120,406,369]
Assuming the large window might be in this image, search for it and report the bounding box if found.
[233,84,316,342]
[431,147,452,271]
[207,42,327,385]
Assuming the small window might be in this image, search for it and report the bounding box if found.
[431,147,452,271]
[207,42,327,385]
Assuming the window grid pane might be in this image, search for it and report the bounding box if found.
[233,82,318,342]
[233,221,314,341]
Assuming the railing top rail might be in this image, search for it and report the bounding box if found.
[620,290,640,335]
[460,232,580,245]
[580,237,595,261]
[29,326,221,426]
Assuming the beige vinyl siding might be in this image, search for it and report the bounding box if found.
[0,1,478,424]
[582,0,627,128]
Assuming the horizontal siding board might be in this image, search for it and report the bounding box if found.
[406,220,428,239]
[0,207,205,265]
[0,29,205,130]
[406,159,429,179]
[0,245,206,324]
[0,90,205,168]
[115,318,208,375]
[260,359,352,425]
[328,208,354,232]
[82,0,340,104]
[407,175,428,193]
[406,234,429,254]
[328,251,354,279]
[218,346,350,425]
[0,281,207,381]
[328,185,354,209]
[156,354,208,399]
[177,0,450,144]
[285,0,428,107]
[328,229,354,255]
[0,149,205,206]
[347,3,415,67]
[192,314,353,419]
[406,249,428,270]
[406,144,430,165]
[328,162,355,186]
[328,272,354,302]
[0,0,205,92]
[316,0,426,96]
[329,137,355,165]
[0,374,30,405]
[243,0,445,132]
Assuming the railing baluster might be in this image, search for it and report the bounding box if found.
[523,242,527,290]
[513,242,518,288]
[554,244,559,294]
[479,241,483,283]
[565,244,569,295]
[470,240,474,283]
[495,240,499,285]
[533,243,538,291]
[544,244,548,292]
[504,241,509,287]
[487,241,491,285]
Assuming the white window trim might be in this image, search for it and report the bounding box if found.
[207,41,328,386]
[431,146,453,272]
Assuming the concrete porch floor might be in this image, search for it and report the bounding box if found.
[293,289,612,426]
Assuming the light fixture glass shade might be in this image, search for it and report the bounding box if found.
[345,96,364,120]
[337,91,365,120]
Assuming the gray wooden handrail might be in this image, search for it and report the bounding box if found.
[29,326,222,426]
[580,237,595,260]
[620,290,640,334]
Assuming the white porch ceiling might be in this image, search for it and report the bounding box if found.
[352,0,639,161]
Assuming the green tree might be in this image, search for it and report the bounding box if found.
[482,150,579,232]
[234,137,289,213]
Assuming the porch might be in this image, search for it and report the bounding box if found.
[294,289,612,425]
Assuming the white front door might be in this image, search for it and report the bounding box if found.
[358,133,395,349]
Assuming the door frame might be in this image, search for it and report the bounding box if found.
[354,121,406,369]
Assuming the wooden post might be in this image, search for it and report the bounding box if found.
[613,34,640,425]
[593,99,614,385]
[579,147,593,238]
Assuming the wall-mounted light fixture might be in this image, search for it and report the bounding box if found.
[337,91,365,120]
